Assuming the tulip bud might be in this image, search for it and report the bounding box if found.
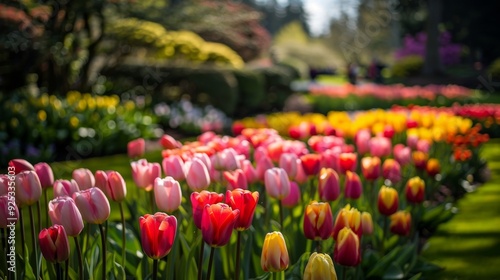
[39,225,70,263]
[412,151,428,170]
[223,169,248,190]
[426,158,441,177]
[303,252,337,280]
[393,144,411,166]
[131,159,162,191]
[15,171,42,207]
[382,159,402,184]
[72,168,95,190]
[344,171,363,200]
[261,231,289,272]
[300,154,322,176]
[73,187,110,224]
[190,191,224,229]
[162,155,185,181]
[256,155,274,182]
[282,181,301,207]
[127,138,145,158]
[303,201,334,240]
[320,149,340,173]
[405,177,425,204]
[0,195,18,228]
[154,177,182,213]
[0,175,9,196]
[34,162,54,189]
[318,168,340,202]
[361,212,373,235]
[334,227,361,266]
[355,129,371,155]
[48,196,84,236]
[104,171,127,202]
[339,153,357,174]
[294,159,308,184]
[8,159,34,174]
[226,189,259,231]
[416,139,431,154]
[53,179,80,198]
[139,213,177,259]
[390,211,411,236]
[332,204,362,240]
[185,158,211,192]
[369,136,392,158]
[279,153,298,179]
[201,203,239,247]
[361,156,381,181]
[264,168,291,200]
[240,160,258,184]
[94,170,108,192]
[378,186,399,216]
[160,134,181,149]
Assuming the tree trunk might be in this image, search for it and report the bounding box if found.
[422,0,444,76]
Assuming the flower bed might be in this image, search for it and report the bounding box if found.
[3,106,491,279]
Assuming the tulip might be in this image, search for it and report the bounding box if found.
[339,153,357,174]
[53,179,80,198]
[264,168,291,200]
[412,151,428,170]
[361,212,373,235]
[201,203,239,247]
[416,139,431,154]
[405,176,425,203]
[225,189,259,231]
[154,177,182,213]
[193,153,212,172]
[334,227,361,266]
[390,211,411,236]
[279,153,298,179]
[0,195,18,228]
[303,252,337,280]
[223,169,248,190]
[184,158,211,192]
[361,156,381,181]
[39,225,70,263]
[256,155,274,182]
[369,136,392,158]
[426,158,441,177]
[48,196,84,236]
[160,134,181,149]
[103,171,127,202]
[127,138,145,158]
[72,168,95,190]
[240,159,258,184]
[261,231,289,272]
[332,204,362,240]
[320,148,340,173]
[190,191,224,229]
[94,170,108,192]
[383,125,395,139]
[344,171,362,200]
[15,170,42,207]
[303,201,334,240]
[34,162,54,189]
[318,168,340,201]
[213,148,241,171]
[131,159,161,191]
[73,187,110,224]
[8,159,34,174]
[162,155,185,181]
[355,129,371,155]
[294,159,308,184]
[382,159,402,184]
[393,144,412,166]
[300,154,322,176]
[378,186,399,216]
[139,212,177,259]
[282,181,301,207]
[0,175,9,196]
[407,134,419,149]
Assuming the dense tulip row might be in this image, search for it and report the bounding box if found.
[0,105,490,279]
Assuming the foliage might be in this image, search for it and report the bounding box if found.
[391,55,424,78]
[274,21,309,46]
[395,32,462,65]
[487,58,500,81]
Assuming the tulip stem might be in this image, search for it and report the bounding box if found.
[234,231,242,280]
[152,259,159,280]
[341,265,347,280]
[73,236,83,279]
[44,189,49,228]
[381,216,388,254]
[36,200,42,232]
[56,263,62,280]
[278,200,284,228]
[19,210,26,258]
[99,224,107,279]
[28,205,40,280]
[65,259,69,280]
[119,202,126,268]
[207,247,215,280]
[197,241,204,280]
[150,191,156,213]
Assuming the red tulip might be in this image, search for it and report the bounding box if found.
[72,168,95,190]
[361,156,381,181]
[154,177,182,213]
[300,154,322,176]
[378,186,399,216]
[73,187,110,224]
[383,125,395,139]
[15,171,42,207]
[39,225,70,263]
[53,179,80,198]
[162,155,185,181]
[226,189,259,231]
[282,181,301,207]
[8,159,34,174]
[48,196,84,236]
[390,211,411,236]
[412,151,428,170]
[160,134,181,149]
[264,168,291,200]
[190,191,224,229]
[303,201,334,240]
[131,159,161,191]
[344,171,362,200]
[201,203,239,247]
[405,177,425,204]
[0,195,18,228]
[334,227,361,266]
[318,168,340,201]
[332,205,362,240]
[382,159,401,184]
[34,162,54,189]
[139,213,177,259]
[223,169,248,190]
[127,138,145,158]
[339,153,357,174]
[185,158,211,192]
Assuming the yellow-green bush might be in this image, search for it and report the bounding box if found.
[391,55,424,77]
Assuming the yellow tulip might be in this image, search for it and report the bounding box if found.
[303,252,337,280]
[261,231,289,272]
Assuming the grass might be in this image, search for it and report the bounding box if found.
[421,139,500,279]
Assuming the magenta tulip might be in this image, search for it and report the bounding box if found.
[34,162,54,189]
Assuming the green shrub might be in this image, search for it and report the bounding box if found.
[391,55,424,77]
[487,58,500,81]
[232,69,266,117]
[256,65,298,112]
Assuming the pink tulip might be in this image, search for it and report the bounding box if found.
[264,168,291,200]
[355,129,371,155]
[160,134,181,149]
[73,187,110,224]
[8,159,34,174]
[104,171,127,202]
[320,148,340,173]
[94,170,108,192]
[407,135,419,150]
[345,171,362,199]
[131,159,161,191]
[184,158,211,192]
[72,168,95,190]
[213,148,241,171]
[256,155,274,182]
[279,153,298,179]
[34,162,54,189]
[0,195,19,228]
[193,153,212,172]
[53,179,80,198]
[15,171,42,207]
[162,155,185,181]
[282,181,301,207]
[240,160,258,184]
[0,175,10,196]
[294,159,308,184]
[369,136,392,158]
[223,169,248,190]
[393,144,412,166]
[48,196,84,236]
[127,138,145,158]
[154,177,182,213]
[382,159,402,184]
[417,139,431,154]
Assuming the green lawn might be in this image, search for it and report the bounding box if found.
[422,139,500,279]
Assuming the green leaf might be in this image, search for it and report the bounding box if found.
[249,272,271,280]
[367,246,402,278]
[408,272,422,280]
[383,264,404,280]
